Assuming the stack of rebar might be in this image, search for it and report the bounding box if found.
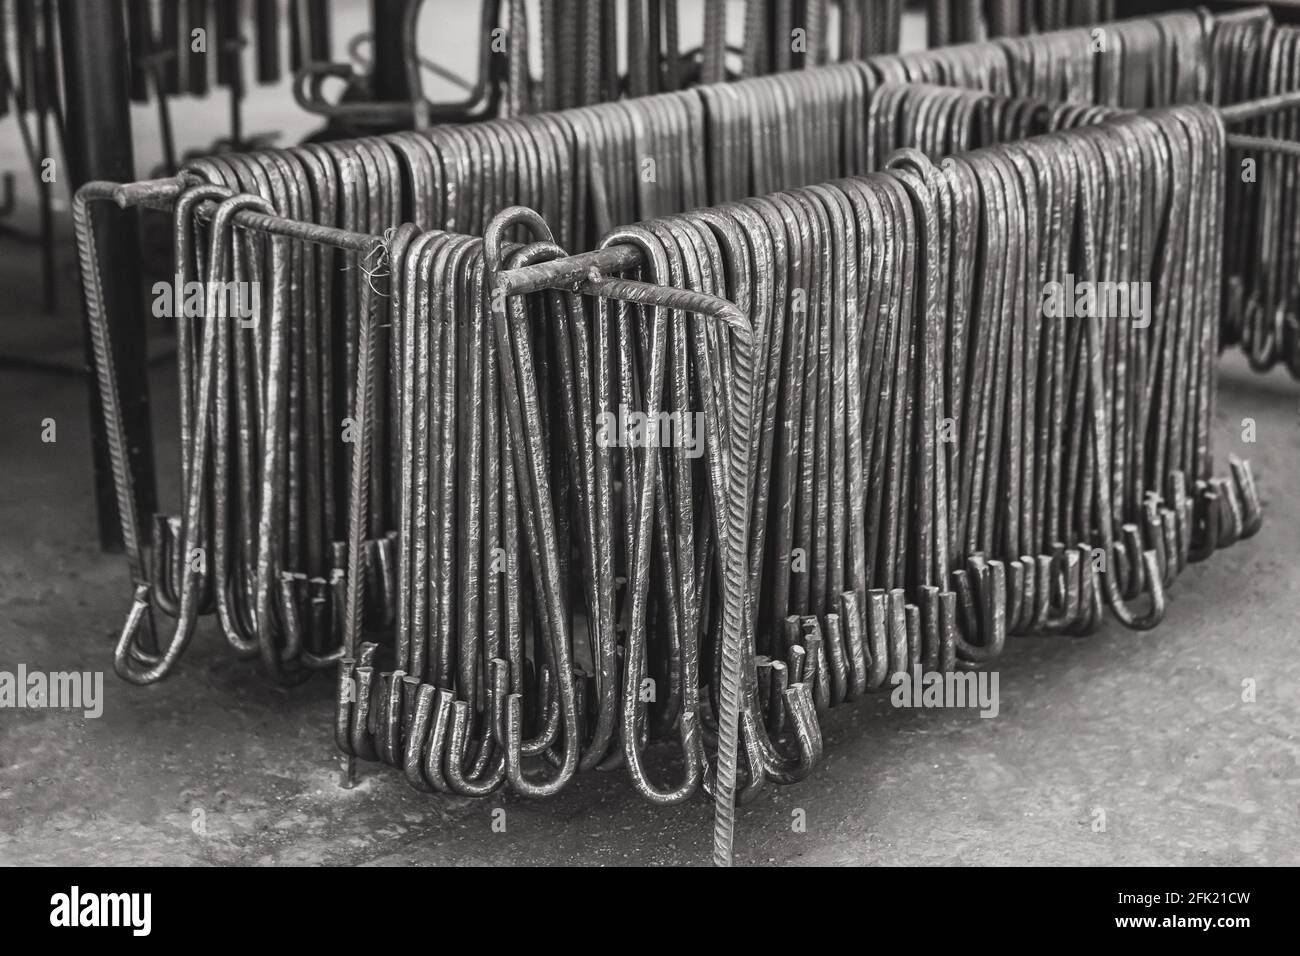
[1214,14,1300,377]
[73,6,1294,867]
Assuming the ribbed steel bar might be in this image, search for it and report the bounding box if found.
[60,0,155,552]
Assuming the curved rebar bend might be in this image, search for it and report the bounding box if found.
[420,687,457,793]
[491,206,752,850]
[126,183,289,671]
[577,290,621,768]
[1229,456,1263,539]
[1098,521,1166,631]
[445,671,507,798]
[205,191,281,660]
[733,710,768,806]
[951,556,1007,662]
[885,150,951,587]
[677,204,784,784]
[112,192,272,682]
[349,665,380,760]
[517,665,562,758]
[623,228,752,852]
[1185,481,1220,563]
[743,682,822,786]
[1074,156,1166,632]
[679,208,804,788]
[149,183,232,623]
[1094,505,1145,604]
[148,515,183,620]
[1068,545,1104,637]
[278,572,345,669]
[1039,546,1081,634]
[74,181,166,671]
[483,212,581,797]
[1214,474,1244,547]
[401,682,437,791]
[1143,494,1180,591]
[624,217,694,742]
[599,223,714,806]
[197,193,319,685]
[644,215,735,766]
[495,234,599,762]
[291,61,409,124]
[642,210,748,790]
[1097,523,1165,630]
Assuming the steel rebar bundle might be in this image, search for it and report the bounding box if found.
[77,9,1252,691]
[1213,16,1300,378]
[71,5,1295,868]
[335,99,1262,863]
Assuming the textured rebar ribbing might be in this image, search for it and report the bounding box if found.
[497,245,644,295]
[72,183,146,583]
[77,172,381,608]
[1227,132,1300,158]
[506,215,754,864]
[343,266,383,659]
[580,276,746,327]
[711,331,755,866]
[114,175,381,252]
[697,253,758,867]
[77,175,389,685]
[97,186,386,671]
[590,265,755,865]
[1219,89,1300,124]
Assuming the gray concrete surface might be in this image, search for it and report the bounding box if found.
[0,2,1297,867]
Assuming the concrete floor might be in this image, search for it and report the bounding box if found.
[1,3,1298,867]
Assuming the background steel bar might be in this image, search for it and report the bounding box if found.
[59,0,155,552]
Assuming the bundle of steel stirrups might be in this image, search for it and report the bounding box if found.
[74,7,1260,689]
[332,101,1263,868]
[72,6,1296,867]
[1211,15,1300,377]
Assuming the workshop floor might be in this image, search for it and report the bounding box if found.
[1,3,1298,867]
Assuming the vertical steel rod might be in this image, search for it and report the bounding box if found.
[60,0,155,551]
